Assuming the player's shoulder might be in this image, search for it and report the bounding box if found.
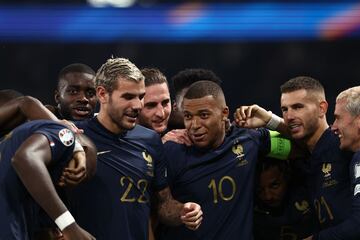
[163,139,186,153]
[14,119,69,134]
[315,128,353,162]
[230,126,269,142]
[127,124,161,142]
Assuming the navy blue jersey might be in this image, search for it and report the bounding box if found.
[292,128,356,239]
[158,127,270,240]
[254,186,315,240]
[314,151,360,239]
[0,120,75,240]
[68,117,167,240]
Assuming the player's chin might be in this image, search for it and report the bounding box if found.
[191,140,209,148]
[72,115,91,121]
[123,121,137,130]
[339,140,350,151]
[152,124,167,134]
[289,131,304,140]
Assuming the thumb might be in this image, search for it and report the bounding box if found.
[183,202,195,212]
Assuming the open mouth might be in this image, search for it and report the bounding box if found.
[192,133,206,141]
[124,112,138,121]
[288,123,301,133]
[73,106,91,117]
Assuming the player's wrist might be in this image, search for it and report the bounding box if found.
[265,111,282,130]
[73,140,84,153]
[55,210,76,231]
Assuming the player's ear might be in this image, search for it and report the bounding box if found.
[319,100,328,117]
[173,102,178,111]
[222,106,229,120]
[96,86,109,104]
[54,90,60,105]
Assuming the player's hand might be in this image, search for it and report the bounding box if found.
[234,105,271,128]
[58,151,87,187]
[59,119,83,134]
[62,223,96,240]
[303,236,313,240]
[180,202,203,231]
[162,129,192,146]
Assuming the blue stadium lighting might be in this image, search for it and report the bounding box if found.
[0,3,359,42]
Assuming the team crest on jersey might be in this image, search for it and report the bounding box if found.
[232,143,248,167]
[142,151,154,177]
[322,163,338,188]
[58,128,74,147]
[322,163,332,178]
[295,200,310,214]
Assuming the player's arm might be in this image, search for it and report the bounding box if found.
[155,187,203,230]
[0,96,57,131]
[234,104,288,135]
[0,95,81,134]
[11,133,95,240]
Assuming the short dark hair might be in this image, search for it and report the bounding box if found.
[280,76,324,95]
[256,157,291,183]
[184,80,224,101]
[57,63,95,89]
[58,63,95,80]
[171,68,222,98]
[141,68,168,87]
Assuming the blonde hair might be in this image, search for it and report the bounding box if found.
[336,86,360,116]
[95,57,144,93]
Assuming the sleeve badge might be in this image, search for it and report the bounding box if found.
[58,128,75,147]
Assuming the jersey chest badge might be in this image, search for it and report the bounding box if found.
[232,143,248,167]
[322,163,332,178]
[142,151,154,177]
[295,200,310,214]
[321,163,338,188]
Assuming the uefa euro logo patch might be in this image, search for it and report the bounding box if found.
[58,128,74,147]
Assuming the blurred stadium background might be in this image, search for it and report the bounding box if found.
[1,0,360,120]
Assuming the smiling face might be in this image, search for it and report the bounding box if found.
[97,77,145,134]
[332,98,360,152]
[183,95,228,149]
[280,89,326,144]
[55,72,97,120]
[138,82,171,134]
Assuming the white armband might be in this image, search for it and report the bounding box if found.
[265,111,282,130]
[55,211,75,231]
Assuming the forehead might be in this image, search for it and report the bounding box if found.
[62,72,95,86]
[334,99,348,114]
[280,89,312,106]
[183,95,219,112]
[114,77,145,93]
[260,166,283,183]
[144,83,170,101]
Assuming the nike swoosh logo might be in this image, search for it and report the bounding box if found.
[97,150,112,155]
